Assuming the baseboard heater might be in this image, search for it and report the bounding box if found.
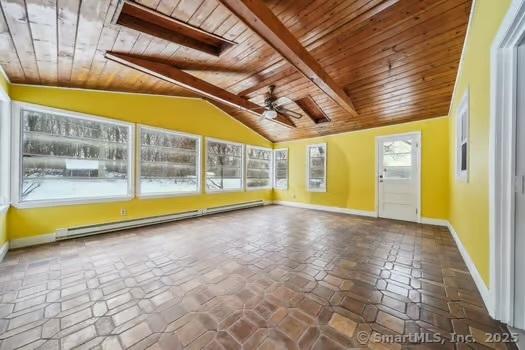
[55,200,265,240]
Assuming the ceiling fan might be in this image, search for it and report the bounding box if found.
[253,85,303,121]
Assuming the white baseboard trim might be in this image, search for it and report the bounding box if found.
[273,201,378,218]
[447,221,491,311]
[7,201,273,249]
[420,217,449,226]
[0,241,8,261]
[9,233,56,249]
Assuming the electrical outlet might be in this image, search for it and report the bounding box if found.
[120,208,128,216]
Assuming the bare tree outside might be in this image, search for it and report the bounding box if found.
[206,141,242,190]
[21,109,130,201]
[246,147,271,189]
[140,128,198,194]
[274,150,288,189]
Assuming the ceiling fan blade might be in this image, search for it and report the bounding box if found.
[273,96,293,107]
[277,107,303,119]
[251,105,267,111]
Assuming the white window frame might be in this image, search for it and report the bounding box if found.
[11,102,135,209]
[307,143,327,192]
[456,89,470,182]
[245,145,272,191]
[137,125,201,199]
[205,137,244,193]
[273,148,288,190]
[0,88,10,212]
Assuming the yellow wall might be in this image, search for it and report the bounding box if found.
[7,85,272,239]
[274,117,450,220]
[448,0,511,286]
[0,210,6,248]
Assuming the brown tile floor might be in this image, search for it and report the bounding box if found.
[0,205,517,350]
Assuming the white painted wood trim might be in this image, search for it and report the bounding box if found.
[306,143,327,193]
[10,102,136,208]
[420,217,449,227]
[136,125,202,198]
[273,201,377,218]
[375,131,422,223]
[9,233,57,249]
[489,0,525,325]
[455,89,470,183]
[447,221,491,311]
[0,241,8,261]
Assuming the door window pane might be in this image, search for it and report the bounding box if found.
[21,109,132,202]
[382,140,412,179]
[140,127,199,195]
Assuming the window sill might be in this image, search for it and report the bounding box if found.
[13,195,133,209]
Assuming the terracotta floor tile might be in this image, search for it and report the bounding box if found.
[0,206,515,349]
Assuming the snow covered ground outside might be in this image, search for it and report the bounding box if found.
[22,179,128,201]
[140,179,198,194]
[22,177,247,202]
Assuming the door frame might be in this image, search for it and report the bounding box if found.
[375,131,422,223]
[490,0,525,325]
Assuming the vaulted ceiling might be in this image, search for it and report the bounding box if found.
[0,0,472,142]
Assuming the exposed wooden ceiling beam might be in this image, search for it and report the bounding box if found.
[104,52,296,128]
[218,0,358,117]
[112,1,236,57]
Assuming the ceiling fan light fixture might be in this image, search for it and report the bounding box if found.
[263,109,278,119]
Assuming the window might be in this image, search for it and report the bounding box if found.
[13,104,134,207]
[307,143,326,192]
[382,140,413,179]
[246,146,272,190]
[0,93,10,207]
[456,90,469,182]
[273,148,288,190]
[206,139,243,192]
[139,126,200,197]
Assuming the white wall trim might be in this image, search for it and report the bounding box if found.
[420,217,449,226]
[0,241,8,261]
[447,221,491,311]
[489,0,525,326]
[273,201,377,218]
[9,233,57,249]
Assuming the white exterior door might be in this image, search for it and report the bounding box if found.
[377,133,420,222]
[514,42,525,329]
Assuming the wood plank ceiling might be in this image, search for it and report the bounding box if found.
[0,0,472,142]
